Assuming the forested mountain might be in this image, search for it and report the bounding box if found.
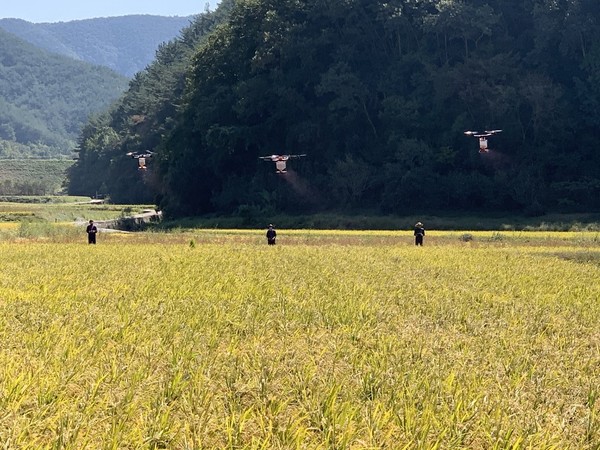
[0,15,197,77]
[0,28,128,158]
[68,0,600,217]
[67,2,233,204]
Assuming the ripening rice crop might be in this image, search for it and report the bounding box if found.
[0,233,598,449]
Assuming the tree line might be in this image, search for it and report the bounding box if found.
[67,0,600,217]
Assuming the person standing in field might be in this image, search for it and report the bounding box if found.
[414,222,425,246]
[266,224,277,245]
[86,220,98,244]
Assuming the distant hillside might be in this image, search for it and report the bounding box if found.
[0,159,74,195]
[0,15,196,77]
[0,28,129,158]
[70,0,600,217]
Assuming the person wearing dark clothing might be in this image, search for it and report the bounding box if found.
[266,224,276,245]
[86,220,98,244]
[414,222,425,246]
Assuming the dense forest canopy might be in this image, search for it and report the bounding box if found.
[0,28,128,158]
[67,0,600,217]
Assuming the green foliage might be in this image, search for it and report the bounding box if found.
[67,3,233,203]
[0,198,154,224]
[0,28,128,158]
[15,221,80,240]
[155,211,600,233]
[0,16,198,77]
[71,0,600,217]
[0,159,73,195]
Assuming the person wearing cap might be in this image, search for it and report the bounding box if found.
[266,224,277,245]
[414,222,425,246]
[86,219,98,244]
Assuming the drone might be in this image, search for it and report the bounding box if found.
[464,130,502,153]
[126,151,154,170]
[259,154,306,174]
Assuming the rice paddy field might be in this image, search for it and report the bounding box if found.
[0,226,599,448]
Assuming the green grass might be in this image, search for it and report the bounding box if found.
[0,159,74,195]
[0,228,598,448]
[161,211,600,232]
[0,199,154,224]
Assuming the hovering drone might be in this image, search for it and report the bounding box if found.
[126,151,154,170]
[464,130,502,153]
[259,154,306,174]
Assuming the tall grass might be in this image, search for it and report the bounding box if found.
[0,234,598,448]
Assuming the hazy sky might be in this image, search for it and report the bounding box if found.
[1,0,219,23]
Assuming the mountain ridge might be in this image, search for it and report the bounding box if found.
[0,27,129,157]
[0,15,196,76]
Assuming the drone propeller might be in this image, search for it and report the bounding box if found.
[127,151,154,159]
[259,154,307,160]
[485,129,503,134]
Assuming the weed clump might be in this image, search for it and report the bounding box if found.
[459,233,474,242]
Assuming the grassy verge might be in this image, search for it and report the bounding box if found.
[0,198,154,224]
[159,211,600,232]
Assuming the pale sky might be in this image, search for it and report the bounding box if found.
[1,0,219,23]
